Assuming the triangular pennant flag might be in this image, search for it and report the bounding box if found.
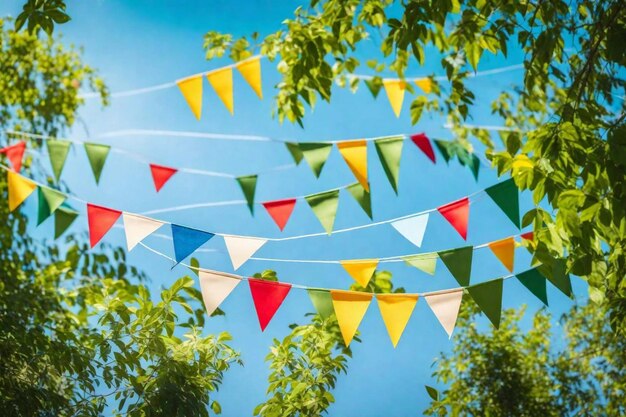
[122,213,165,251]
[377,294,419,347]
[383,80,406,117]
[337,140,369,191]
[434,139,452,163]
[467,278,504,328]
[340,259,378,287]
[149,163,177,192]
[485,178,520,229]
[521,231,534,241]
[403,253,438,275]
[331,290,373,346]
[177,75,203,120]
[285,142,303,165]
[235,57,263,99]
[515,268,548,305]
[1,141,26,172]
[424,290,463,338]
[198,270,241,316]
[262,198,297,231]
[248,279,292,331]
[438,246,473,286]
[54,203,78,239]
[207,67,234,114]
[415,78,433,94]
[469,154,480,180]
[488,237,515,272]
[87,204,122,248]
[223,235,267,270]
[84,143,110,184]
[437,197,470,240]
[7,171,37,211]
[364,78,382,98]
[37,186,66,225]
[410,133,436,163]
[46,139,71,181]
[308,289,334,319]
[236,175,257,215]
[546,259,573,297]
[345,182,372,219]
[374,136,404,193]
[305,189,340,234]
[171,224,215,264]
[391,213,429,247]
[299,143,333,178]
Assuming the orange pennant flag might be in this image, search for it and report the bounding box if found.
[236,57,262,99]
[377,294,419,348]
[331,290,373,346]
[207,67,234,115]
[340,259,378,287]
[488,236,515,272]
[337,140,369,191]
[176,75,203,120]
[415,78,432,94]
[383,80,406,117]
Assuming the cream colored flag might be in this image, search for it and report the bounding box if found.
[236,57,263,99]
[424,289,464,338]
[207,67,234,114]
[176,75,203,120]
[122,213,165,251]
[223,235,267,270]
[198,270,240,316]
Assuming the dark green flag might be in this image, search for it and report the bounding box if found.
[374,136,404,194]
[84,142,110,184]
[54,204,79,239]
[438,246,473,286]
[467,278,504,329]
[305,189,340,234]
[345,182,372,219]
[308,289,334,319]
[37,186,66,225]
[434,139,452,163]
[516,268,548,305]
[299,142,333,177]
[285,142,303,165]
[543,259,573,298]
[46,139,71,181]
[364,77,383,98]
[236,174,257,215]
[485,178,520,229]
[469,154,480,181]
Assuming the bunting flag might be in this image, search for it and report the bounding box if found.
[87,204,122,248]
[424,290,463,338]
[521,231,534,241]
[305,189,340,234]
[437,197,470,240]
[340,259,378,287]
[331,290,373,346]
[37,186,66,225]
[171,224,215,264]
[285,142,303,165]
[337,140,369,191]
[345,182,372,219]
[207,67,234,114]
[177,75,203,120]
[374,136,404,193]
[438,246,473,286]
[54,203,78,239]
[404,253,437,275]
[415,78,433,94]
[149,163,177,192]
[236,175,257,215]
[262,198,297,231]
[235,57,263,99]
[391,213,429,248]
[546,259,573,298]
[308,289,334,319]
[223,235,267,270]
[248,279,292,331]
[467,278,503,328]
[46,139,71,181]
[434,139,452,163]
[7,171,37,211]
[377,294,419,347]
[122,213,164,251]
[299,143,333,178]
[84,143,110,184]
[1,141,26,172]
[469,154,481,181]
[410,133,436,163]
[383,80,406,117]
[364,78,382,98]
[488,236,515,272]
[485,178,520,229]
[198,270,241,316]
[515,268,548,305]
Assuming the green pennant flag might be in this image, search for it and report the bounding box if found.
[485,178,520,229]
[403,253,437,275]
[308,289,335,319]
[467,278,504,328]
[54,203,79,239]
[37,186,66,226]
[364,78,383,98]
[469,154,480,180]
[285,142,303,165]
[543,259,573,298]
[46,139,71,181]
[236,174,257,215]
[305,189,340,234]
[84,142,110,184]
[516,268,548,305]
[299,143,333,177]
[374,136,404,194]
[346,182,372,219]
[434,140,452,163]
[438,246,473,286]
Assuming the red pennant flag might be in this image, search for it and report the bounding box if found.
[438,197,470,240]
[262,198,297,231]
[1,141,26,172]
[87,203,122,248]
[410,133,436,163]
[521,231,534,241]
[149,163,178,192]
[248,278,292,331]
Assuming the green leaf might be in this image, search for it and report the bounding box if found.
[425,385,439,401]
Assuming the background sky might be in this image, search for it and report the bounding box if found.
[2,1,587,415]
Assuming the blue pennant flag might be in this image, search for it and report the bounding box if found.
[171,224,215,264]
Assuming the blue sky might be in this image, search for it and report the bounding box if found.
[3,1,586,415]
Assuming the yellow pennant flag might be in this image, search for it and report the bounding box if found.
[377,294,419,348]
[415,78,432,94]
[176,75,203,120]
[331,290,373,346]
[236,57,262,99]
[383,80,406,117]
[337,140,369,191]
[207,67,234,115]
[8,171,37,211]
[488,236,515,272]
[340,259,378,287]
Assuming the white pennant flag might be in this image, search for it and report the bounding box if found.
[425,289,464,338]
[391,213,429,247]
[122,213,165,251]
[198,270,240,316]
[223,235,268,270]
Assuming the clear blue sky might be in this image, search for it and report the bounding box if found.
[3,1,585,415]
